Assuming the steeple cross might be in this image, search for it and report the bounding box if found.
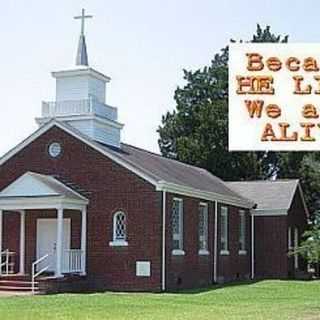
[74,8,93,36]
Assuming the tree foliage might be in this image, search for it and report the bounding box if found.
[290,212,320,276]
[158,24,320,215]
[158,24,287,181]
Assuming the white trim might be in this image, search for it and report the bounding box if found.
[157,181,254,209]
[251,209,288,216]
[288,226,292,250]
[0,196,87,211]
[172,249,185,256]
[238,250,247,255]
[0,120,254,209]
[220,250,230,256]
[172,198,183,252]
[220,206,229,252]
[109,240,128,247]
[112,211,127,243]
[80,207,87,275]
[55,207,64,277]
[0,121,158,188]
[36,114,124,130]
[239,209,246,252]
[19,210,26,274]
[213,201,218,283]
[162,191,166,291]
[199,249,210,255]
[198,202,209,252]
[52,67,111,83]
[251,214,255,279]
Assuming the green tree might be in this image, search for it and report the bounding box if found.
[290,212,320,277]
[158,25,288,181]
[158,25,320,216]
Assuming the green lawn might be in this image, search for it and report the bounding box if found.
[0,280,319,320]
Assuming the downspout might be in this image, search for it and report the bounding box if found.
[251,212,255,279]
[213,200,218,283]
[162,190,166,291]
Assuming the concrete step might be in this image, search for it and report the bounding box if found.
[0,286,38,292]
[0,275,31,281]
[0,275,38,292]
[0,280,38,287]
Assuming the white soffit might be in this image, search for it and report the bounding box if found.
[0,172,59,198]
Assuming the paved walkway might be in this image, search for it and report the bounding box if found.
[0,291,33,297]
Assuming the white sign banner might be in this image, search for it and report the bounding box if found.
[229,43,320,151]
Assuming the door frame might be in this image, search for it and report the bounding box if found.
[36,218,71,273]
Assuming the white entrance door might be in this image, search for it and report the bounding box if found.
[36,218,71,273]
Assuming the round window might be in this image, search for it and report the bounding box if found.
[48,142,62,158]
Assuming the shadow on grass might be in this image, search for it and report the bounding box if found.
[167,280,261,295]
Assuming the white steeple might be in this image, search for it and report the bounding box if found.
[36,9,124,148]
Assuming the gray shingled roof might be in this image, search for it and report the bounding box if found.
[98,142,250,202]
[227,180,299,210]
[0,119,253,206]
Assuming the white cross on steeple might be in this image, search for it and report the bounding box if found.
[74,9,93,66]
[74,8,93,36]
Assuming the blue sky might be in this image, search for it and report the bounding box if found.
[1,0,320,155]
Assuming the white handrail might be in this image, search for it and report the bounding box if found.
[0,249,14,275]
[32,254,50,293]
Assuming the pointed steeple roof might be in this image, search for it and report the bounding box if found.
[74,9,93,66]
[76,34,89,66]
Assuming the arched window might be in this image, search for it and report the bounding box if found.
[110,211,128,246]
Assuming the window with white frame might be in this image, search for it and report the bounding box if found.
[220,206,229,253]
[239,210,246,253]
[112,211,127,244]
[288,227,292,250]
[172,198,183,252]
[199,203,209,253]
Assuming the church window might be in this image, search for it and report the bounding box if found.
[48,142,62,158]
[220,206,229,254]
[110,211,128,246]
[172,198,184,254]
[199,203,209,254]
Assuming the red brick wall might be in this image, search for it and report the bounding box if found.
[216,204,251,283]
[254,215,288,279]
[165,194,215,290]
[164,195,251,290]
[0,126,162,291]
[0,125,253,291]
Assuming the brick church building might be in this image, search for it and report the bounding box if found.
[0,10,309,293]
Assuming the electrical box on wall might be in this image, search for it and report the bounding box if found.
[136,261,151,277]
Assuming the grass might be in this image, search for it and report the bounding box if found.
[0,280,319,320]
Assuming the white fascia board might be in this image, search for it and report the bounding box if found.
[250,208,288,216]
[156,181,254,209]
[0,120,159,188]
[36,115,124,129]
[0,120,254,209]
[52,68,111,83]
[0,196,87,211]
